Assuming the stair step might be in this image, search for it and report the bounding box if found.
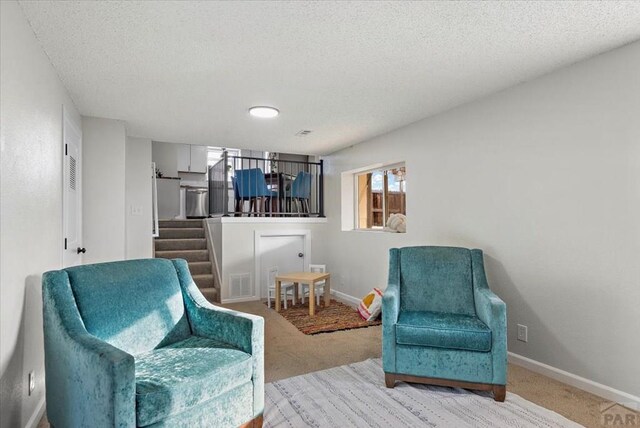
[159,219,204,229]
[199,287,218,303]
[155,238,207,251]
[158,228,204,239]
[155,250,209,262]
[193,274,214,289]
[189,261,212,275]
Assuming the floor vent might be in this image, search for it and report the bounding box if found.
[229,273,252,298]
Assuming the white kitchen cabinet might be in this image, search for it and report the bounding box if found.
[176,144,191,172]
[190,145,208,173]
[177,144,208,173]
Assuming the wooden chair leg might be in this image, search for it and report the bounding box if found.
[254,415,263,428]
[385,373,395,388]
[239,414,263,428]
[493,385,506,402]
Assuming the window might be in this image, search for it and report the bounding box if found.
[356,164,406,229]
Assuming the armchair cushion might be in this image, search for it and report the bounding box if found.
[399,247,476,316]
[135,335,252,427]
[396,310,492,352]
[65,259,191,355]
[144,382,254,428]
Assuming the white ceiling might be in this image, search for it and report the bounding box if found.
[19,1,640,155]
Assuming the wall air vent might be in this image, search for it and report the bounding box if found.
[69,156,77,191]
[295,130,313,136]
[229,273,252,298]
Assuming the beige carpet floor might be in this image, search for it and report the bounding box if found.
[231,301,609,427]
[38,300,615,428]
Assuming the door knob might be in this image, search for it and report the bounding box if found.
[77,247,86,254]
[298,252,304,258]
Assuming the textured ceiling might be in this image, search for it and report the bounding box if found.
[19,1,640,155]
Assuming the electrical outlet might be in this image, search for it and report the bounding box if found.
[130,205,143,216]
[28,371,35,395]
[517,324,528,342]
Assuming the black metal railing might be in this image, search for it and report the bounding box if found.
[209,152,324,217]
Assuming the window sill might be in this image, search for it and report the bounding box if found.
[350,228,405,234]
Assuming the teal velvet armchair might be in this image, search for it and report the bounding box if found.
[382,246,507,401]
[42,258,264,427]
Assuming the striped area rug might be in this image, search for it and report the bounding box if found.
[264,359,582,427]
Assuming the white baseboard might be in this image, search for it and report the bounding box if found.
[508,352,639,409]
[330,289,360,307]
[24,397,46,428]
[222,291,361,307]
[221,296,260,304]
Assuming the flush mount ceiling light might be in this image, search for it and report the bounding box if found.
[248,106,279,118]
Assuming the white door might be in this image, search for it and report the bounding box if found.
[62,108,83,267]
[259,235,305,298]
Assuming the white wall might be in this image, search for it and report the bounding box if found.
[323,41,640,398]
[152,141,179,177]
[82,117,127,264]
[0,1,81,426]
[207,219,223,280]
[125,137,153,259]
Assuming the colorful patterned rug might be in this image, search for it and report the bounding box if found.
[266,299,381,335]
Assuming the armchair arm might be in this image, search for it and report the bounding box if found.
[172,259,264,417]
[42,270,135,428]
[382,248,401,373]
[471,249,507,385]
[382,283,400,326]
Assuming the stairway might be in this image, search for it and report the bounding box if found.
[154,219,219,303]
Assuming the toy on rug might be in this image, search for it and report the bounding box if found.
[357,288,383,321]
